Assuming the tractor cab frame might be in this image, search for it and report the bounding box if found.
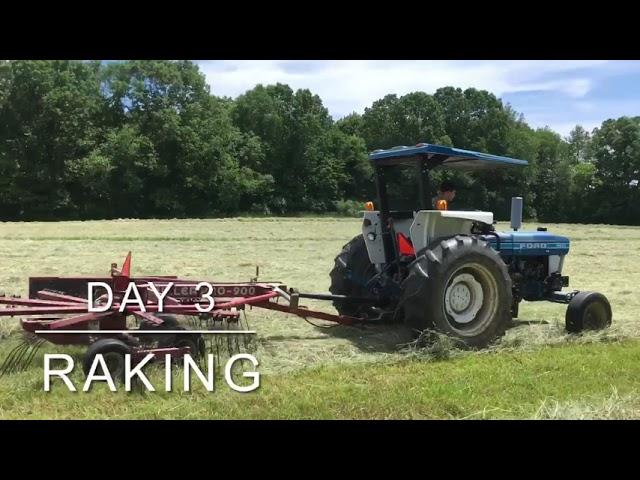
[367,143,527,267]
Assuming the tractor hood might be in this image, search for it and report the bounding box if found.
[485,231,570,256]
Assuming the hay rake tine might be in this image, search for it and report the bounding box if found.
[242,312,249,348]
[214,337,221,374]
[210,318,222,371]
[2,341,34,376]
[10,341,37,374]
[0,342,29,376]
[242,311,253,350]
[232,334,239,357]
[229,318,240,356]
[21,338,46,372]
[0,338,41,376]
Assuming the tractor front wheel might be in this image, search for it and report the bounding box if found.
[566,291,612,333]
[400,235,512,349]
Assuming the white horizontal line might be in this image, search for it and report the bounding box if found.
[35,330,256,335]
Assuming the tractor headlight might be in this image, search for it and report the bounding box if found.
[367,232,376,241]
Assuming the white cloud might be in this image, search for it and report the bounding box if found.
[196,60,608,118]
[546,121,602,138]
[195,60,640,137]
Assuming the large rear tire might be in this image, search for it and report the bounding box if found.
[329,234,377,317]
[400,235,512,349]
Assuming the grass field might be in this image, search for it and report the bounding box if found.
[1,218,639,419]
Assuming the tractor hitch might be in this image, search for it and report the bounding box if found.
[292,292,377,304]
[545,290,580,305]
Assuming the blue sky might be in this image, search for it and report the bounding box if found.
[195,60,640,137]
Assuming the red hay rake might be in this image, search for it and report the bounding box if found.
[0,252,368,377]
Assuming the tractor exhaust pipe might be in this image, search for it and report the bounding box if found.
[510,197,523,231]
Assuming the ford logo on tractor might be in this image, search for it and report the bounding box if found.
[524,243,547,249]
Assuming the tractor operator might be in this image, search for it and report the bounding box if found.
[431,180,456,209]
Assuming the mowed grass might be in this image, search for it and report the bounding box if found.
[0,218,639,419]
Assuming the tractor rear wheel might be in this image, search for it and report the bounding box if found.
[400,235,512,349]
[329,234,377,317]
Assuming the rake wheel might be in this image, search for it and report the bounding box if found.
[82,338,131,382]
[158,325,206,359]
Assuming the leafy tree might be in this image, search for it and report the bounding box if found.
[0,60,638,225]
[432,88,528,218]
[530,128,572,222]
[360,92,449,150]
[433,87,511,153]
[99,60,267,217]
[589,117,640,224]
[0,60,104,219]
[335,112,364,137]
[566,125,592,164]
[232,83,353,212]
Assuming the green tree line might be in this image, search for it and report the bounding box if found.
[0,60,638,223]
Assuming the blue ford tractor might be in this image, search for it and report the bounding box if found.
[329,143,612,348]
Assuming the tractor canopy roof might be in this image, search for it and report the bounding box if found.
[369,143,528,170]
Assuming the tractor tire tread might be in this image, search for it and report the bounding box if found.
[566,291,612,333]
[400,235,512,349]
[329,234,377,317]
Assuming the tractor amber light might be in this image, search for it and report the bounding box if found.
[365,201,374,211]
[436,200,448,211]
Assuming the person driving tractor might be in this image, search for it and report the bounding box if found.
[432,180,456,209]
